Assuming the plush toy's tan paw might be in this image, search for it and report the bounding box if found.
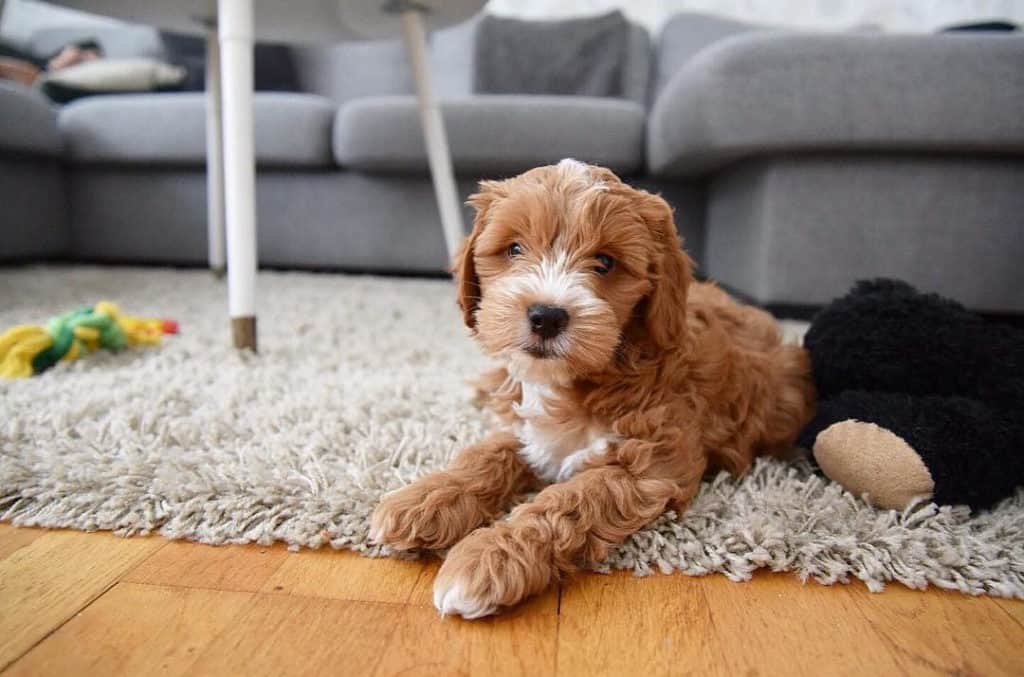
[813,419,935,510]
[370,477,485,551]
[432,524,554,619]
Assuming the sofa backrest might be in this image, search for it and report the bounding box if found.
[295,13,654,107]
[292,38,415,105]
[291,15,480,106]
[428,13,480,99]
[17,12,655,108]
[622,22,653,106]
[27,24,164,60]
[653,12,761,98]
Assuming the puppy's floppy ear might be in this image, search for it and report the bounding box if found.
[453,179,507,330]
[638,191,694,349]
[585,164,625,187]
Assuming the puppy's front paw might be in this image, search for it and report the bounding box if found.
[370,474,486,551]
[432,524,555,619]
[433,575,500,620]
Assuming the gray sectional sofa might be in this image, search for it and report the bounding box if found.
[2,12,1022,313]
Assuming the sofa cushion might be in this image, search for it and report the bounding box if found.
[649,32,1024,177]
[473,12,632,98]
[39,58,187,103]
[431,13,651,107]
[0,81,61,157]
[59,92,335,167]
[334,95,646,175]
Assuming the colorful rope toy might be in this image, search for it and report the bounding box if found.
[0,301,178,379]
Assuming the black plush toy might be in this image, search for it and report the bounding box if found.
[797,279,1024,511]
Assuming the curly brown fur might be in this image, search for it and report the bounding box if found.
[372,160,815,618]
[369,431,533,550]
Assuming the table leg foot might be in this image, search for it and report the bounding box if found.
[232,316,257,351]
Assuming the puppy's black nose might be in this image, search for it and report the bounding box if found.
[527,304,569,339]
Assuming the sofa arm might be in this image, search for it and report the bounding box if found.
[0,81,62,157]
[648,32,1024,177]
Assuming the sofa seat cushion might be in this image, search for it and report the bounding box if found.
[649,33,1024,176]
[334,95,646,175]
[0,81,61,157]
[59,92,335,167]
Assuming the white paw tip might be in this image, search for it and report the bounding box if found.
[433,580,498,619]
[367,515,392,546]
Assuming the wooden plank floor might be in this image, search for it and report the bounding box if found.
[2,523,1022,676]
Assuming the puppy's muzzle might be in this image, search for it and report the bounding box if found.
[527,303,569,340]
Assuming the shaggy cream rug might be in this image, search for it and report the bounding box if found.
[1,266,1022,598]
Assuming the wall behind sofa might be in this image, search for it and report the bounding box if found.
[1,0,122,44]
[488,0,1023,32]
[6,0,1023,42]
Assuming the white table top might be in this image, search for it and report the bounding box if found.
[48,0,484,43]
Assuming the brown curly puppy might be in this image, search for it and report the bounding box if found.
[371,160,815,618]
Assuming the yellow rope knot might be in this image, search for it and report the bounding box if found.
[0,301,178,378]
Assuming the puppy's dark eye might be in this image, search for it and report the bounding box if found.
[594,254,614,275]
[508,242,523,258]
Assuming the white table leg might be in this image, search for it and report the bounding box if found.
[400,9,464,262]
[205,29,226,278]
[218,0,257,350]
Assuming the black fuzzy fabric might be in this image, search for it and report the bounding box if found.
[800,279,1024,509]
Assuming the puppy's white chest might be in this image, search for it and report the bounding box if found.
[513,382,616,483]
